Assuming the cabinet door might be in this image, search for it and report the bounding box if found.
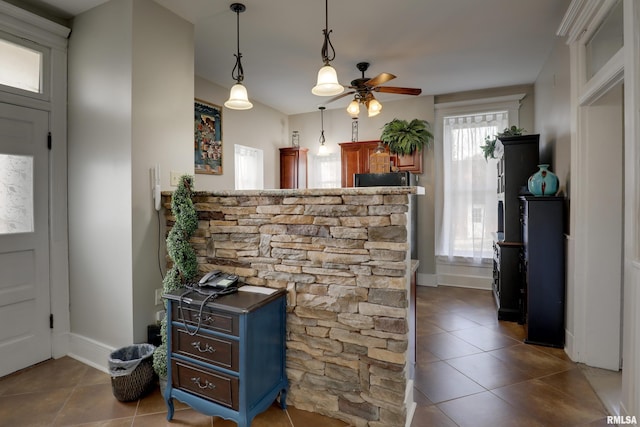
[280,148,307,189]
[340,144,365,187]
[394,150,423,174]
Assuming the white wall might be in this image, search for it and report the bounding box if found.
[289,96,437,280]
[533,35,572,348]
[131,0,194,343]
[68,0,135,356]
[194,75,289,191]
[67,0,194,369]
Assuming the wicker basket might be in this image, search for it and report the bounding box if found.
[109,344,157,402]
[110,356,156,402]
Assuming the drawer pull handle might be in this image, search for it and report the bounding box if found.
[191,377,216,390]
[194,313,215,323]
[191,341,216,353]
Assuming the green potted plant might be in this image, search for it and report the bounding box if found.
[153,174,199,381]
[480,125,526,161]
[380,118,434,156]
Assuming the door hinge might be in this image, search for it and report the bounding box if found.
[47,132,52,150]
[49,314,54,329]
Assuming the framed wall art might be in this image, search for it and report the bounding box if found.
[194,99,223,175]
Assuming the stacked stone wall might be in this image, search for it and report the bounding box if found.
[162,188,413,427]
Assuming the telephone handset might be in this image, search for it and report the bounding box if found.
[198,270,238,289]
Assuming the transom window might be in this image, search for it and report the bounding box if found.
[0,36,43,94]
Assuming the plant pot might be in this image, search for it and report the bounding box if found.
[528,164,559,196]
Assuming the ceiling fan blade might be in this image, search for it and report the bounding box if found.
[364,72,396,87]
[375,86,422,96]
[324,91,355,104]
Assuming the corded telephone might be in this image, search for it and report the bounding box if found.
[198,270,238,289]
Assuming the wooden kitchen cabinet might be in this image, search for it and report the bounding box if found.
[339,141,423,187]
[279,147,308,189]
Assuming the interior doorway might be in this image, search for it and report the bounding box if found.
[579,81,624,370]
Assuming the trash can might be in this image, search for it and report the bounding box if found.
[108,343,156,402]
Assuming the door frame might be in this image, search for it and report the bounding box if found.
[0,1,70,361]
[559,0,640,416]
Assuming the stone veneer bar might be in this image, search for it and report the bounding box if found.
[161,187,421,427]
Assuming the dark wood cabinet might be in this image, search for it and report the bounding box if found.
[520,196,565,348]
[492,135,539,322]
[492,241,524,321]
[339,141,423,187]
[279,147,308,189]
[497,135,539,242]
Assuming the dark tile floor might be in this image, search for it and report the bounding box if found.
[0,285,614,426]
[411,285,612,427]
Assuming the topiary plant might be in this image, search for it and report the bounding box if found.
[380,118,434,156]
[153,174,198,379]
[480,126,526,161]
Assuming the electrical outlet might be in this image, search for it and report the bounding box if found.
[155,288,163,305]
[170,171,181,186]
[155,310,165,322]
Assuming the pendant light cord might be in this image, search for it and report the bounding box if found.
[319,107,326,144]
[320,0,336,65]
[231,4,245,83]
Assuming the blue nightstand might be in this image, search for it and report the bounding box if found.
[163,286,288,426]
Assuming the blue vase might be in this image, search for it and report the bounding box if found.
[528,164,558,196]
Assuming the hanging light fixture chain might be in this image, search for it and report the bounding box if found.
[319,106,326,144]
[231,3,245,83]
[320,0,336,65]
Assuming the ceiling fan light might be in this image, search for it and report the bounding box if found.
[225,83,253,110]
[347,99,360,117]
[312,65,344,96]
[367,98,382,117]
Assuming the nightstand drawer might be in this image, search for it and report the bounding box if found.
[172,327,239,371]
[171,359,239,410]
[172,303,239,336]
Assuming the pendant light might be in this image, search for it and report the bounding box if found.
[317,106,329,155]
[224,3,253,110]
[311,0,344,97]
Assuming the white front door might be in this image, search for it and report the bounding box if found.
[0,102,51,377]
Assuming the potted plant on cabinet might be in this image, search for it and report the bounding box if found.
[380,118,434,156]
[480,125,526,161]
[153,174,198,385]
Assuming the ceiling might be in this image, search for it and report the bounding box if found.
[16,0,570,115]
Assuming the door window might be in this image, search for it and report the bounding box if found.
[0,154,34,234]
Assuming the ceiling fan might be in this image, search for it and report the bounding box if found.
[325,62,422,117]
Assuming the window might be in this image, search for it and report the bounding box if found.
[0,37,43,94]
[0,154,34,234]
[234,144,263,190]
[309,153,340,188]
[438,111,508,263]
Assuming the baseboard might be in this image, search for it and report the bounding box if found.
[437,274,492,290]
[405,379,416,427]
[67,333,116,374]
[416,272,437,287]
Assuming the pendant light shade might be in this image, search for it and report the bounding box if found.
[225,83,252,110]
[225,3,253,110]
[367,97,382,117]
[312,0,343,97]
[346,99,360,117]
[312,65,343,96]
